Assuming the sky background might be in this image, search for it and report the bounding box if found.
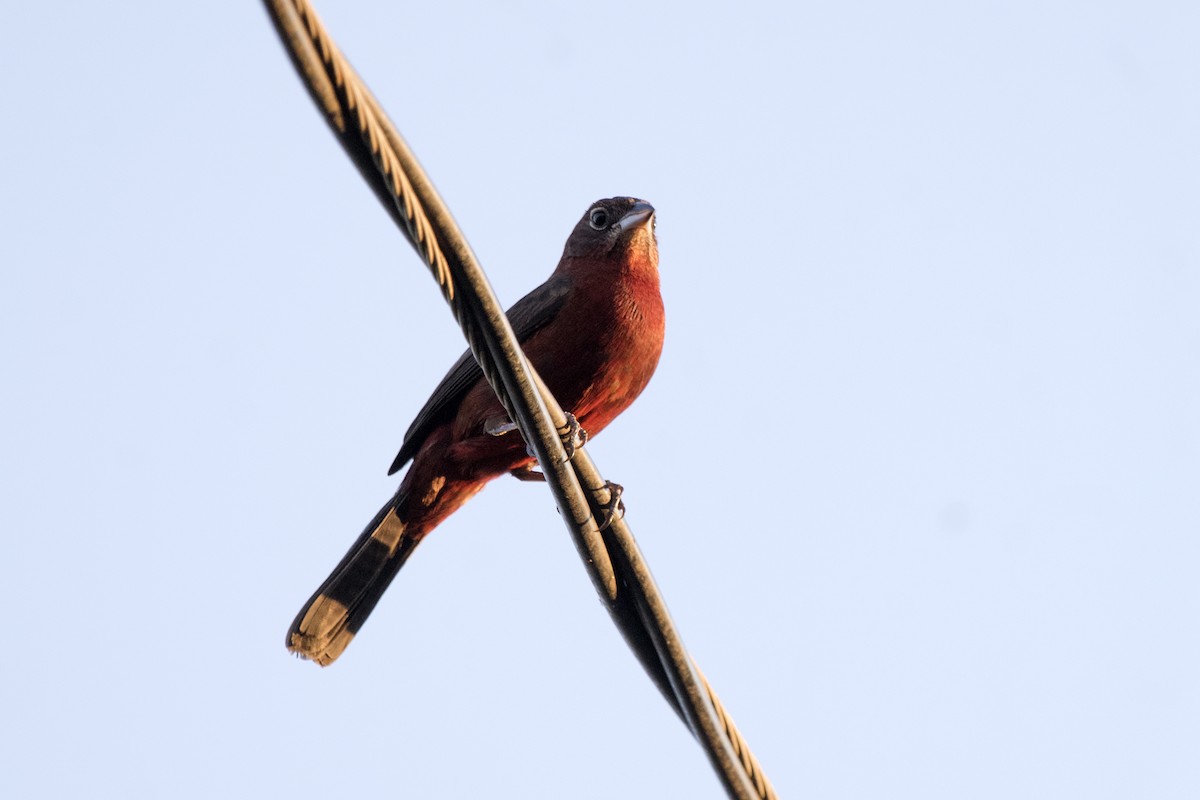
[2,1,1198,797]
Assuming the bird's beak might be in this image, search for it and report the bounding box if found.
[617,200,656,232]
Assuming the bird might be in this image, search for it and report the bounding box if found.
[287,196,665,666]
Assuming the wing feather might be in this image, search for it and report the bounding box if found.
[387,273,572,474]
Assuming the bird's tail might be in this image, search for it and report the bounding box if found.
[286,494,422,666]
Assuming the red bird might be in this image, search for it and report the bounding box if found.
[288,197,665,665]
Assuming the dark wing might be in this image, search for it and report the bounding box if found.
[387,272,573,475]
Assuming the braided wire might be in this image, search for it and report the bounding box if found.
[263,3,776,798]
[293,0,453,299]
[287,0,527,433]
[696,663,778,800]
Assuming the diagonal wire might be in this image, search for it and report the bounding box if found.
[262,0,620,607]
[261,3,776,798]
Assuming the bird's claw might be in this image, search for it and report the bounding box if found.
[593,481,625,531]
[558,413,588,461]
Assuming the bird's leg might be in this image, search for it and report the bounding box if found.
[485,417,519,437]
[501,410,618,527]
[509,465,546,482]
[488,417,542,475]
[492,412,588,463]
[509,472,623,530]
[592,481,625,531]
[508,414,589,482]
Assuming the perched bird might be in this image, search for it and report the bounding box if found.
[287,197,665,666]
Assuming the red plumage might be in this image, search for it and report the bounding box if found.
[287,197,664,665]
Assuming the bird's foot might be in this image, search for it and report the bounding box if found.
[558,413,588,461]
[592,481,625,531]
[494,412,586,461]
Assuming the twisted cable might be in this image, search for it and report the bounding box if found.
[262,3,776,797]
[696,663,778,800]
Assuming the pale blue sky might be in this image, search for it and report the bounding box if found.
[2,2,1197,797]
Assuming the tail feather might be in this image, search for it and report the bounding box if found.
[287,495,421,666]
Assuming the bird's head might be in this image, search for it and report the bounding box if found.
[563,197,657,266]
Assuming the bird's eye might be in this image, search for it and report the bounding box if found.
[588,208,609,230]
